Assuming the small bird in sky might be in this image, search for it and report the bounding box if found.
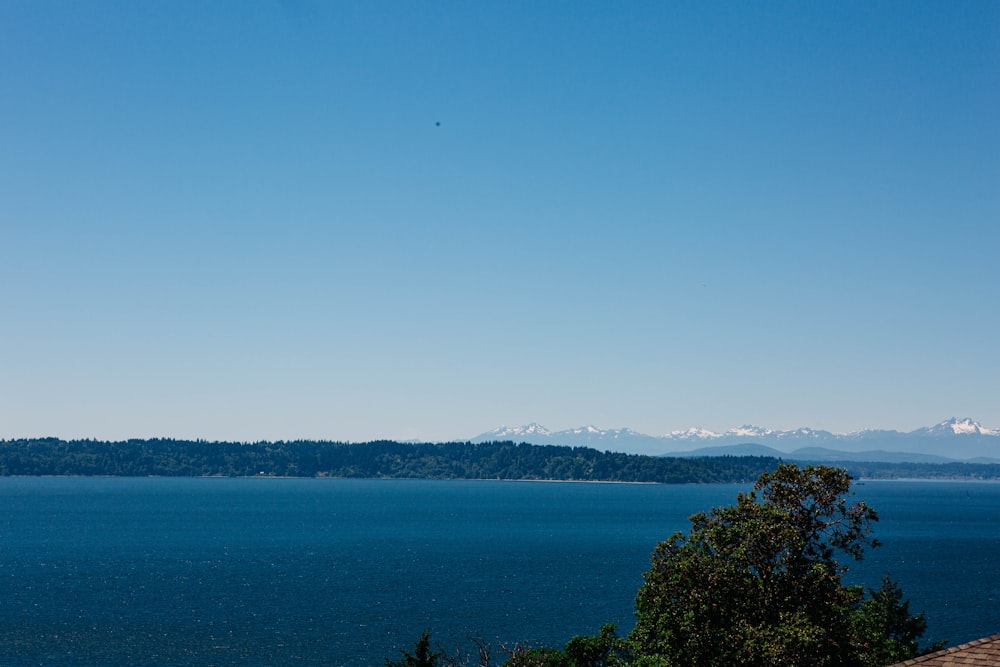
[435,121,441,127]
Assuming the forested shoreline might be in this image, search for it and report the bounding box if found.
[2,438,999,481]
[0,438,775,482]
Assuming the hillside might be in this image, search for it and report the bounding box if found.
[2,438,999,481]
[0,438,776,483]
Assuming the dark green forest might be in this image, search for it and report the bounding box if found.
[0,438,776,482]
[1,438,998,481]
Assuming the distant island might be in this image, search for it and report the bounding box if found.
[2,438,999,481]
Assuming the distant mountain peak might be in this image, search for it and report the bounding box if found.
[925,417,998,436]
[726,425,774,438]
[485,423,552,438]
[668,427,720,439]
[944,417,981,434]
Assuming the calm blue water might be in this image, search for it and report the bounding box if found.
[0,478,997,665]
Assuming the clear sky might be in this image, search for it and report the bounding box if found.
[2,1,998,442]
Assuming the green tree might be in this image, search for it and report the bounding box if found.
[629,464,934,666]
[503,624,631,667]
[851,576,945,666]
[386,631,446,667]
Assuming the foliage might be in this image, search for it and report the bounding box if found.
[851,576,946,666]
[502,625,630,667]
[836,460,1000,481]
[629,464,935,666]
[386,631,447,667]
[4,438,999,482]
[502,646,567,667]
[0,438,784,483]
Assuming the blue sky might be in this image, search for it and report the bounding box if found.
[2,1,998,442]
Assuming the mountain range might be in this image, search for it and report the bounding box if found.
[470,418,1000,464]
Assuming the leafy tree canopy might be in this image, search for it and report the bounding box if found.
[386,631,446,667]
[504,624,631,667]
[629,464,936,666]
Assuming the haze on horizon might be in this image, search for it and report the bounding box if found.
[2,2,997,444]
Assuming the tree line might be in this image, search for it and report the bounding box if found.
[0,438,779,482]
[2,438,998,481]
[836,459,1000,480]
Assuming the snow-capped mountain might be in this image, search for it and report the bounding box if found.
[566,426,650,440]
[911,417,1000,437]
[482,423,553,439]
[666,424,836,442]
[471,418,1000,462]
[726,425,776,439]
[668,427,720,439]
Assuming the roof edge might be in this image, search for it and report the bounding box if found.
[893,633,1000,665]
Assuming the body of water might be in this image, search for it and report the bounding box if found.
[1,477,997,665]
